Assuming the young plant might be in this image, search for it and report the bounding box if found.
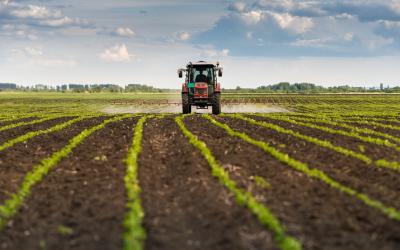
[203,114,400,222]
[0,114,132,230]
[176,115,302,250]
[123,115,154,250]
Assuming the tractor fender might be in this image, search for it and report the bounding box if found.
[182,83,188,93]
[215,83,221,93]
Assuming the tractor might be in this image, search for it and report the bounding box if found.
[178,61,223,114]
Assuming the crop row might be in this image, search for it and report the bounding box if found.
[258,114,400,152]
[123,115,151,250]
[0,116,100,152]
[202,114,400,222]
[0,114,133,229]
[282,116,400,146]
[0,116,66,132]
[232,114,400,172]
[176,115,302,250]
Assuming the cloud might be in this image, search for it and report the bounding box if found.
[115,27,135,37]
[99,43,133,62]
[194,0,400,56]
[0,1,91,29]
[1,23,38,39]
[174,31,191,41]
[97,27,136,38]
[254,0,400,22]
[24,46,43,56]
[11,46,77,67]
[200,48,230,58]
[227,2,248,13]
[10,4,62,19]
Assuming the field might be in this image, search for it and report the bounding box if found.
[0,92,399,250]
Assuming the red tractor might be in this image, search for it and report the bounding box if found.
[178,61,222,114]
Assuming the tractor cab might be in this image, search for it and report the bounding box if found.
[178,61,222,114]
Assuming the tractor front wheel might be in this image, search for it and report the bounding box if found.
[212,93,221,115]
[182,93,191,114]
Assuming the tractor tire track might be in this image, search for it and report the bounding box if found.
[0,116,107,204]
[139,116,275,250]
[184,115,400,250]
[0,117,136,250]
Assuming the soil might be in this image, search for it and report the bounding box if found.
[0,115,399,250]
[215,116,400,210]
[249,115,400,163]
[138,116,275,250]
[0,117,38,127]
[183,115,400,250]
[0,116,107,204]
[0,117,75,145]
[0,117,136,250]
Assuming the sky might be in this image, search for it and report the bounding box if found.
[0,0,400,88]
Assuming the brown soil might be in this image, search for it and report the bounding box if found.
[0,117,136,250]
[249,115,400,162]
[342,122,400,138]
[139,116,275,250]
[0,116,107,204]
[0,117,38,127]
[0,117,75,145]
[183,115,400,250]
[283,118,400,145]
[0,115,399,250]
[216,116,400,210]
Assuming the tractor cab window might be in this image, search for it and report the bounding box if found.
[190,67,214,84]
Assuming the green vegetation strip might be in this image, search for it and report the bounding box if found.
[288,116,400,145]
[0,116,96,152]
[227,114,400,172]
[204,114,400,221]
[258,114,400,152]
[0,116,61,132]
[225,114,372,164]
[176,115,302,250]
[0,114,132,230]
[123,115,152,250]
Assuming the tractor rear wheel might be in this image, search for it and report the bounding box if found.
[212,93,221,115]
[182,93,191,114]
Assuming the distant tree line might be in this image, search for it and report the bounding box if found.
[223,82,400,93]
[1,82,400,93]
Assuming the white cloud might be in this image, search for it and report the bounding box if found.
[228,2,248,13]
[291,38,331,47]
[201,48,230,58]
[24,47,43,57]
[99,43,133,62]
[241,10,263,25]
[174,31,191,41]
[1,3,91,29]
[344,32,354,41]
[268,11,314,34]
[115,27,135,37]
[10,5,62,19]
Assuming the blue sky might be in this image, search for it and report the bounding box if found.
[1,0,400,88]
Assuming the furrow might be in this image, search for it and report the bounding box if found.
[0,114,132,230]
[204,114,400,221]
[176,115,302,250]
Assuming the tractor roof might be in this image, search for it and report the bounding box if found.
[188,61,219,67]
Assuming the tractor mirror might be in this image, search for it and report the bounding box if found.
[178,69,183,78]
[218,68,223,77]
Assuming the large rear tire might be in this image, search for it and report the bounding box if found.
[182,93,191,114]
[212,93,221,115]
